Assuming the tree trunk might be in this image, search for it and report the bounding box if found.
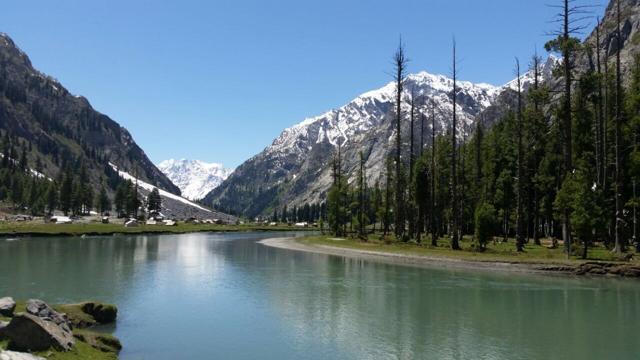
[451,40,461,250]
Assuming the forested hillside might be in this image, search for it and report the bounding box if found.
[323,0,640,257]
[0,33,181,216]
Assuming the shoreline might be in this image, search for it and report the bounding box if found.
[0,224,316,238]
[259,237,640,278]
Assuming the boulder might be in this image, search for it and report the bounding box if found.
[0,297,16,317]
[25,299,71,332]
[1,313,75,351]
[0,350,46,360]
[124,219,138,227]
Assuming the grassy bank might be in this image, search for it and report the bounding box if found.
[0,221,316,237]
[1,300,119,360]
[298,234,638,265]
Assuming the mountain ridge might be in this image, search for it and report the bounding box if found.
[0,32,180,196]
[203,57,558,218]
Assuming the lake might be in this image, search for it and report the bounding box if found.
[1,232,639,359]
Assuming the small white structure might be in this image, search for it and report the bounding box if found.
[101,216,110,224]
[294,222,309,228]
[163,219,177,226]
[146,219,158,225]
[269,222,277,226]
[124,219,138,227]
[50,216,72,224]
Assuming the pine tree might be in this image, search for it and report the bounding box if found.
[45,182,58,215]
[328,145,348,236]
[147,187,162,213]
[357,151,367,240]
[98,186,111,215]
[382,156,393,237]
[60,169,74,215]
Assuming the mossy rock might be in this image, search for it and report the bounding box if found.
[1,301,121,359]
[54,302,117,329]
[79,303,117,325]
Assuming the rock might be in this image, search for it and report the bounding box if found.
[1,313,75,351]
[0,297,16,317]
[0,350,46,360]
[588,267,607,275]
[25,299,71,332]
[621,268,640,277]
[124,219,138,227]
[80,302,117,324]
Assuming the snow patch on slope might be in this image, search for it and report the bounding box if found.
[109,162,212,212]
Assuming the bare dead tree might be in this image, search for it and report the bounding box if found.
[613,0,625,254]
[515,58,525,252]
[545,0,593,258]
[393,38,408,240]
[531,52,543,246]
[430,101,438,247]
[596,17,605,188]
[451,39,461,250]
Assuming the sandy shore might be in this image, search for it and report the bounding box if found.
[258,237,573,276]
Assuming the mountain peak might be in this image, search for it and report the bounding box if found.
[158,159,233,201]
[205,65,518,217]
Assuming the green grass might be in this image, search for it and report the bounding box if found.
[0,221,315,237]
[1,301,121,359]
[300,234,637,265]
[33,340,118,360]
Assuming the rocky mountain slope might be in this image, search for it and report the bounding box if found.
[0,33,179,195]
[204,58,557,218]
[158,159,233,200]
[576,0,640,82]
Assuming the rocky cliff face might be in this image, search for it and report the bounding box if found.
[576,0,640,82]
[0,33,180,195]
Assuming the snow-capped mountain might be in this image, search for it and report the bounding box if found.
[158,159,233,201]
[111,163,236,222]
[204,58,558,218]
[501,54,560,92]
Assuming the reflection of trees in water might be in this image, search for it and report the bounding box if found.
[0,235,156,303]
[228,246,640,360]
[2,235,169,302]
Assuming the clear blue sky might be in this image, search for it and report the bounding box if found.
[1,0,604,168]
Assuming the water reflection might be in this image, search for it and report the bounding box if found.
[234,244,640,360]
[1,233,639,360]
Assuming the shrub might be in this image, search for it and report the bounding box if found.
[474,203,496,251]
